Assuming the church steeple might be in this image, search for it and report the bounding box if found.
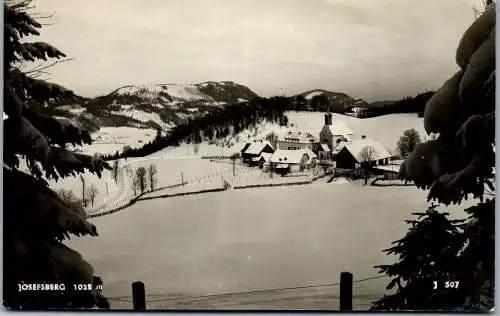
[324,105,332,126]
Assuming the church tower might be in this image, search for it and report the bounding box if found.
[324,105,332,126]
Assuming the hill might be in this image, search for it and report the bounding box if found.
[39,81,260,131]
[294,89,368,112]
[351,91,435,118]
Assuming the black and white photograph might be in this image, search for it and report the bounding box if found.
[3,0,495,311]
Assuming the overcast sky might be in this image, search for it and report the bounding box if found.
[32,0,480,102]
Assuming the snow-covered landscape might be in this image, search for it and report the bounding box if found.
[40,111,473,309]
[6,0,494,311]
[66,181,470,309]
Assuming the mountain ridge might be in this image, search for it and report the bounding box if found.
[44,81,260,132]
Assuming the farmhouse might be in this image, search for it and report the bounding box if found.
[334,138,391,169]
[270,149,317,173]
[277,130,317,151]
[241,140,275,163]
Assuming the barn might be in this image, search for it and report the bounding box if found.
[241,140,275,164]
[334,138,391,169]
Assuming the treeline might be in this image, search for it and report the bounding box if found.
[356,91,435,118]
[102,96,291,160]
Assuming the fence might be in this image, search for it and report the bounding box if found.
[137,187,227,201]
[233,180,312,190]
[106,272,386,311]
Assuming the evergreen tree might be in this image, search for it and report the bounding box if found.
[372,2,495,311]
[4,1,110,309]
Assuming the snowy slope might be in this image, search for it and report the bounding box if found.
[53,81,260,131]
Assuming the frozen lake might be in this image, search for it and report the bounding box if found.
[66,181,468,309]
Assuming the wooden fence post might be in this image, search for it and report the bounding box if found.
[132,281,146,311]
[339,272,353,311]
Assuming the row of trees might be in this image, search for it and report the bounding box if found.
[57,185,98,209]
[356,92,435,118]
[132,164,158,196]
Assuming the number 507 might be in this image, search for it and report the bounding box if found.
[445,281,459,288]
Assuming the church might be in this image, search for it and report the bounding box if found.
[276,110,356,162]
[317,111,355,160]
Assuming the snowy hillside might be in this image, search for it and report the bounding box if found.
[50,81,260,131]
[296,89,369,110]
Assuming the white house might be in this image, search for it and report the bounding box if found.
[269,149,317,173]
[334,137,392,169]
[277,130,317,151]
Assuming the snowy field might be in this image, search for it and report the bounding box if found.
[66,183,472,310]
[47,112,475,309]
[69,127,157,156]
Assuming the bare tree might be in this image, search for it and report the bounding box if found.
[359,145,376,166]
[111,160,120,183]
[359,146,376,184]
[132,177,138,196]
[147,163,158,192]
[80,175,87,207]
[57,189,82,208]
[134,167,148,195]
[86,184,99,207]
[397,128,422,158]
[230,152,240,177]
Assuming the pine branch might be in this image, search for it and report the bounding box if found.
[4,116,50,162]
[4,167,98,241]
[23,56,72,74]
[14,42,67,63]
[23,107,92,147]
[8,68,75,103]
[43,146,111,181]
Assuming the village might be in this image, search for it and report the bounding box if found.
[240,110,397,181]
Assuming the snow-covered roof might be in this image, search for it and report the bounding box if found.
[332,142,347,155]
[270,149,311,164]
[320,144,330,152]
[244,140,274,155]
[324,120,354,136]
[301,148,317,163]
[259,152,273,162]
[342,139,392,163]
[279,130,317,143]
